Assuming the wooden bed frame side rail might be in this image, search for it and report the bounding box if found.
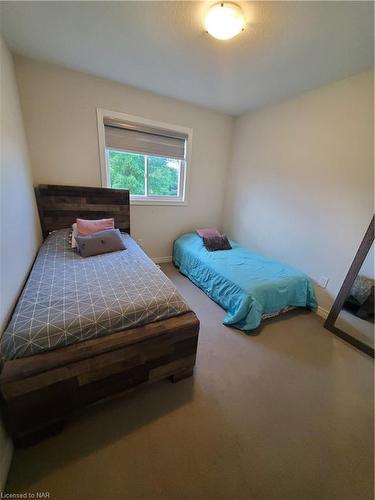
[1,312,198,382]
[0,312,199,447]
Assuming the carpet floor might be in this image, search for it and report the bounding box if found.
[5,263,374,500]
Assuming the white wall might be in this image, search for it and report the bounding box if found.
[14,56,234,260]
[0,40,42,490]
[223,71,374,311]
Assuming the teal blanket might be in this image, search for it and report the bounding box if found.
[173,233,317,331]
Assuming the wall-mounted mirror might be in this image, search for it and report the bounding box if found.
[325,216,374,357]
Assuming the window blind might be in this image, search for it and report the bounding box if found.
[104,119,187,160]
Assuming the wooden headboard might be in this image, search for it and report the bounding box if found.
[35,185,130,239]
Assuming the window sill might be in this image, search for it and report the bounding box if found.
[130,198,188,206]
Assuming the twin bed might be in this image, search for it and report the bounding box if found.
[173,233,317,331]
[0,184,316,446]
[0,185,199,445]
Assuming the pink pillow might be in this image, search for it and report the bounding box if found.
[76,218,114,236]
[196,227,221,238]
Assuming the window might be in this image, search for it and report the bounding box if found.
[97,109,191,205]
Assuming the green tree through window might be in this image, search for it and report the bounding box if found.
[108,150,181,197]
[148,156,179,196]
[108,150,145,195]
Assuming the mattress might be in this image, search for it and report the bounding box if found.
[173,233,317,331]
[1,229,190,360]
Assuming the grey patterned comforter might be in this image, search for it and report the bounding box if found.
[0,229,190,360]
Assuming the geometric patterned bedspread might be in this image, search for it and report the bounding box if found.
[0,229,190,360]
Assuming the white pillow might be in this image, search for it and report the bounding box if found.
[71,223,78,248]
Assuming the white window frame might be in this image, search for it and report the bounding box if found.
[97,108,192,206]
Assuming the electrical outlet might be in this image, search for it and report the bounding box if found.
[318,276,329,288]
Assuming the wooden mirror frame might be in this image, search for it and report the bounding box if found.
[324,216,374,358]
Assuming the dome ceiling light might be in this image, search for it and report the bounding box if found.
[204,2,245,41]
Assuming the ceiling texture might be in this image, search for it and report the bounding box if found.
[1,1,373,115]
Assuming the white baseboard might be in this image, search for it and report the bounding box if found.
[152,256,172,264]
[316,305,329,320]
[0,427,13,491]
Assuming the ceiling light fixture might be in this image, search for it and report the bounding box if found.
[205,2,245,41]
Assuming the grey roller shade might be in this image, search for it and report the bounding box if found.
[104,119,187,160]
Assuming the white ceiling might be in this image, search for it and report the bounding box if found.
[1,1,373,115]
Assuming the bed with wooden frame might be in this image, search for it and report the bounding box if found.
[0,185,199,446]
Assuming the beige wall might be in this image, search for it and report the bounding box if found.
[0,40,42,490]
[15,56,234,260]
[223,71,374,310]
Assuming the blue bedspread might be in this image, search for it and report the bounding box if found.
[173,233,317,331]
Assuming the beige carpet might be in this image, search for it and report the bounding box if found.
[5,263,374,500]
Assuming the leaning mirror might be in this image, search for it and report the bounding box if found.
[325,217,374,358]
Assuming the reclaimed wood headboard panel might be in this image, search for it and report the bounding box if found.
[35,185,130,239]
